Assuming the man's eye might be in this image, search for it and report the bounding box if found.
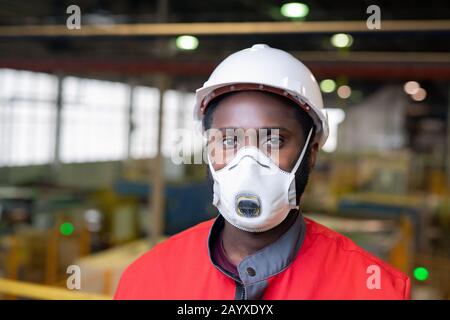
[264,136,283,148]
[222,137,236,148]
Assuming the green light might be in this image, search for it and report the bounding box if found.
[280,2,309,18]
[331,33,353,48]
[175,35,199,50]
[320,79,336,93]
[414,267,429,281]
[60,222,74,236]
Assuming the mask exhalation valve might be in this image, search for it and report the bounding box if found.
[236,194,261,218]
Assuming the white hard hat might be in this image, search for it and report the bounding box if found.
[194,44,329,147]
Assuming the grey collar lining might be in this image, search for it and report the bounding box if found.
[207,211,307,285]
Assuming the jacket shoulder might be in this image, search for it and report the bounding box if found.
[114,218,215,299]
[132,217,213,264]
[303,216,411,299]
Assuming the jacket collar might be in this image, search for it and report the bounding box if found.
[207,211,307,299]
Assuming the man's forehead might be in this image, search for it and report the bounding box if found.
[211,111,301,131]
[212,91,297,117]
[207,91,307,136]
[213,90,294,110]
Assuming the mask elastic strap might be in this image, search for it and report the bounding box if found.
[290,127,313,175]
[207,153,220,179]
[206,153,220,206]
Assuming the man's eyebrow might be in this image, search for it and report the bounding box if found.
[259,127,290,133]
[215,127,290,132]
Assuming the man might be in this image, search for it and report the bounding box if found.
[115,44,410,300]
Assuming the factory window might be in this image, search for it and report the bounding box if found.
[322,108,346,153]
[61,77,129,162]
[161,90,201,158]
[130,86,160,159]
[0,69,57,166]
[177,91,204,158]
[130,88,203,160]
[0,69,208,166]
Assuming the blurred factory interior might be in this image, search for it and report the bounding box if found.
[0,0,449,300]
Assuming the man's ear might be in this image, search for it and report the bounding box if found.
[309,142,319,170]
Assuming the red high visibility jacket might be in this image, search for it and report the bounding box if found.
[115,216,410,300]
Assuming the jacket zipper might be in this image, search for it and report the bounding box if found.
[236,282,246,300]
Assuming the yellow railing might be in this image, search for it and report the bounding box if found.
[0,278,112,300]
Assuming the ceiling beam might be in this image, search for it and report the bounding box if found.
[0,20,449,37]
[1,57,449,80]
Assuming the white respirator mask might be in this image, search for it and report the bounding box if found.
[208,128,313,233]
